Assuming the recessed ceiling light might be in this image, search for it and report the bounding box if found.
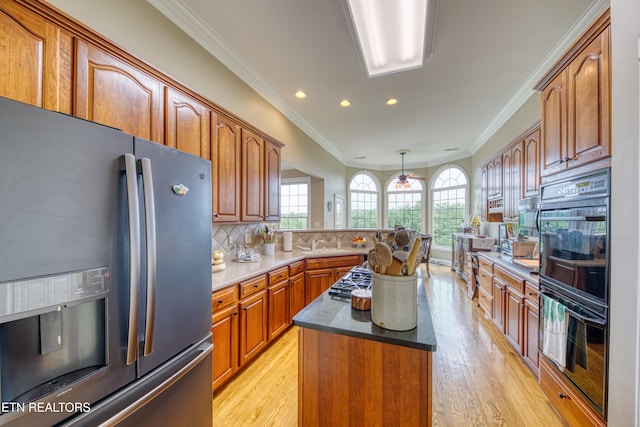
[354,156,366,160]
[386,98,398,106]
[340,99,352,107]
[444,148,459,151]
[295,91,307,99]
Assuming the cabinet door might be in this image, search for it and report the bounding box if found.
[480,166,488,220]
[540,71,568,177]
[305,268,334,305]
[510,142,523,219]
[239,290,268,366]
[268,281,290,341]
[567,28,610,169]
[492,278,505,333]
[75,40,164,143]
[492,157,503,199]
[523,299,539,372]
[165,87,211,159]
[0,2,72,112]
[505,287,523,353]
[502,149,512,219]
[212,305,238,392]
[212,115,241,222]
[523,128,540,197]
[289,272,305,319]
[264,140,281,221]
[241,128,265,222]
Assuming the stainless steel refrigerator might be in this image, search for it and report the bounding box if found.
[0,96,213,426]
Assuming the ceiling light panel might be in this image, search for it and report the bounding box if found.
[346,0,428,77]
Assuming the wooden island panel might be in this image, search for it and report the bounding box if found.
[298,327,431,427]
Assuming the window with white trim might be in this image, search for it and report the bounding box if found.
[349,172,379,228]
[431,166,468,247]
[386,177,423,232]
[280,178,309,229]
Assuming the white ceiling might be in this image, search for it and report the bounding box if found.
[148,0,607,170]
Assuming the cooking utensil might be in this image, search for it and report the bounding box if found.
[405,238,422,276]
[374,242,392,275]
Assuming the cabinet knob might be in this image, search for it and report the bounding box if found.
[558,392,570,400]
[254,284,259,288]
[529,292,536,296]
[217,299,223,304]
[214,213,219,218]
[233,311,238,316]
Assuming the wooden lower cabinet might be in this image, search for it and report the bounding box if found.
[505,286,524,353]
[305,268,335,305]
[289,271,305,319]
[211,305,238,391]
[268,279,290,341]
[239,288,268,366]
[298,327,432,427]
[523,299,539,372]
[492,278,506,333]
[539,357,606,427]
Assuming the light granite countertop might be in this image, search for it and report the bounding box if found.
[211,246,370,292]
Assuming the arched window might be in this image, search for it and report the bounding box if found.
[349,172,379,228]
[431,166,469,247]
[386,176,424,232]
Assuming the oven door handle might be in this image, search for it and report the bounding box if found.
[540,291,606,327]
[539,215,605,222]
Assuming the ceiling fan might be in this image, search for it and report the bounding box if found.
[395,150,426,188]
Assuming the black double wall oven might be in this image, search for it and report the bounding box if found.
[538,168,610,420]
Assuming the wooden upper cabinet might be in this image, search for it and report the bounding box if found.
[241,128,265,222]
[165,87,211,159]
[537,9,610,180]
[264,140,281,221]
[212,115,241,222]
[509,141,523,220]
[540,71,568,177]
[0,1,72,112]
[502,149,512,219]
[567,27,610,170]
[75,40,164,143]
[523,127,540,197]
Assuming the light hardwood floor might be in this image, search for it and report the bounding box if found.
[213,264,565,426]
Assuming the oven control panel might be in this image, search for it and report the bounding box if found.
[541,169,609,201]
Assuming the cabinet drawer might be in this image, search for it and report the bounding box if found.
[239,275,267,298]
[268,266,289,285]
[289,260,305,277]
[305,255,363,270]
[212,286,237,313]
[478,258,494,274]
[525,281,539,306]
[494,265,525,294]
[477,267,493,294]
[539,358,605,427]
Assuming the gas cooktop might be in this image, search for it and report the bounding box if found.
[328,266,372,299]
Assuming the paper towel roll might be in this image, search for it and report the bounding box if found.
[283,231,293,252]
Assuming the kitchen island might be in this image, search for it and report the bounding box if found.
[293,269,437,427]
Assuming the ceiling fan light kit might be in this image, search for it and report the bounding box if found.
[395,150,425,188]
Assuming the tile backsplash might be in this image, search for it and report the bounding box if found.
[212,225,394,257]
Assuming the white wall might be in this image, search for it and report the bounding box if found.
[609,1,640,425]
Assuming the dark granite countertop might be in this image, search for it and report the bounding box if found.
[292,270,437,352]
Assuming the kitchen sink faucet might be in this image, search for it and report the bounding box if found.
[311,238,325,251]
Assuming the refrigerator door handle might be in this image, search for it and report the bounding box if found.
[124,153,141,365]
[140,157,157,357]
